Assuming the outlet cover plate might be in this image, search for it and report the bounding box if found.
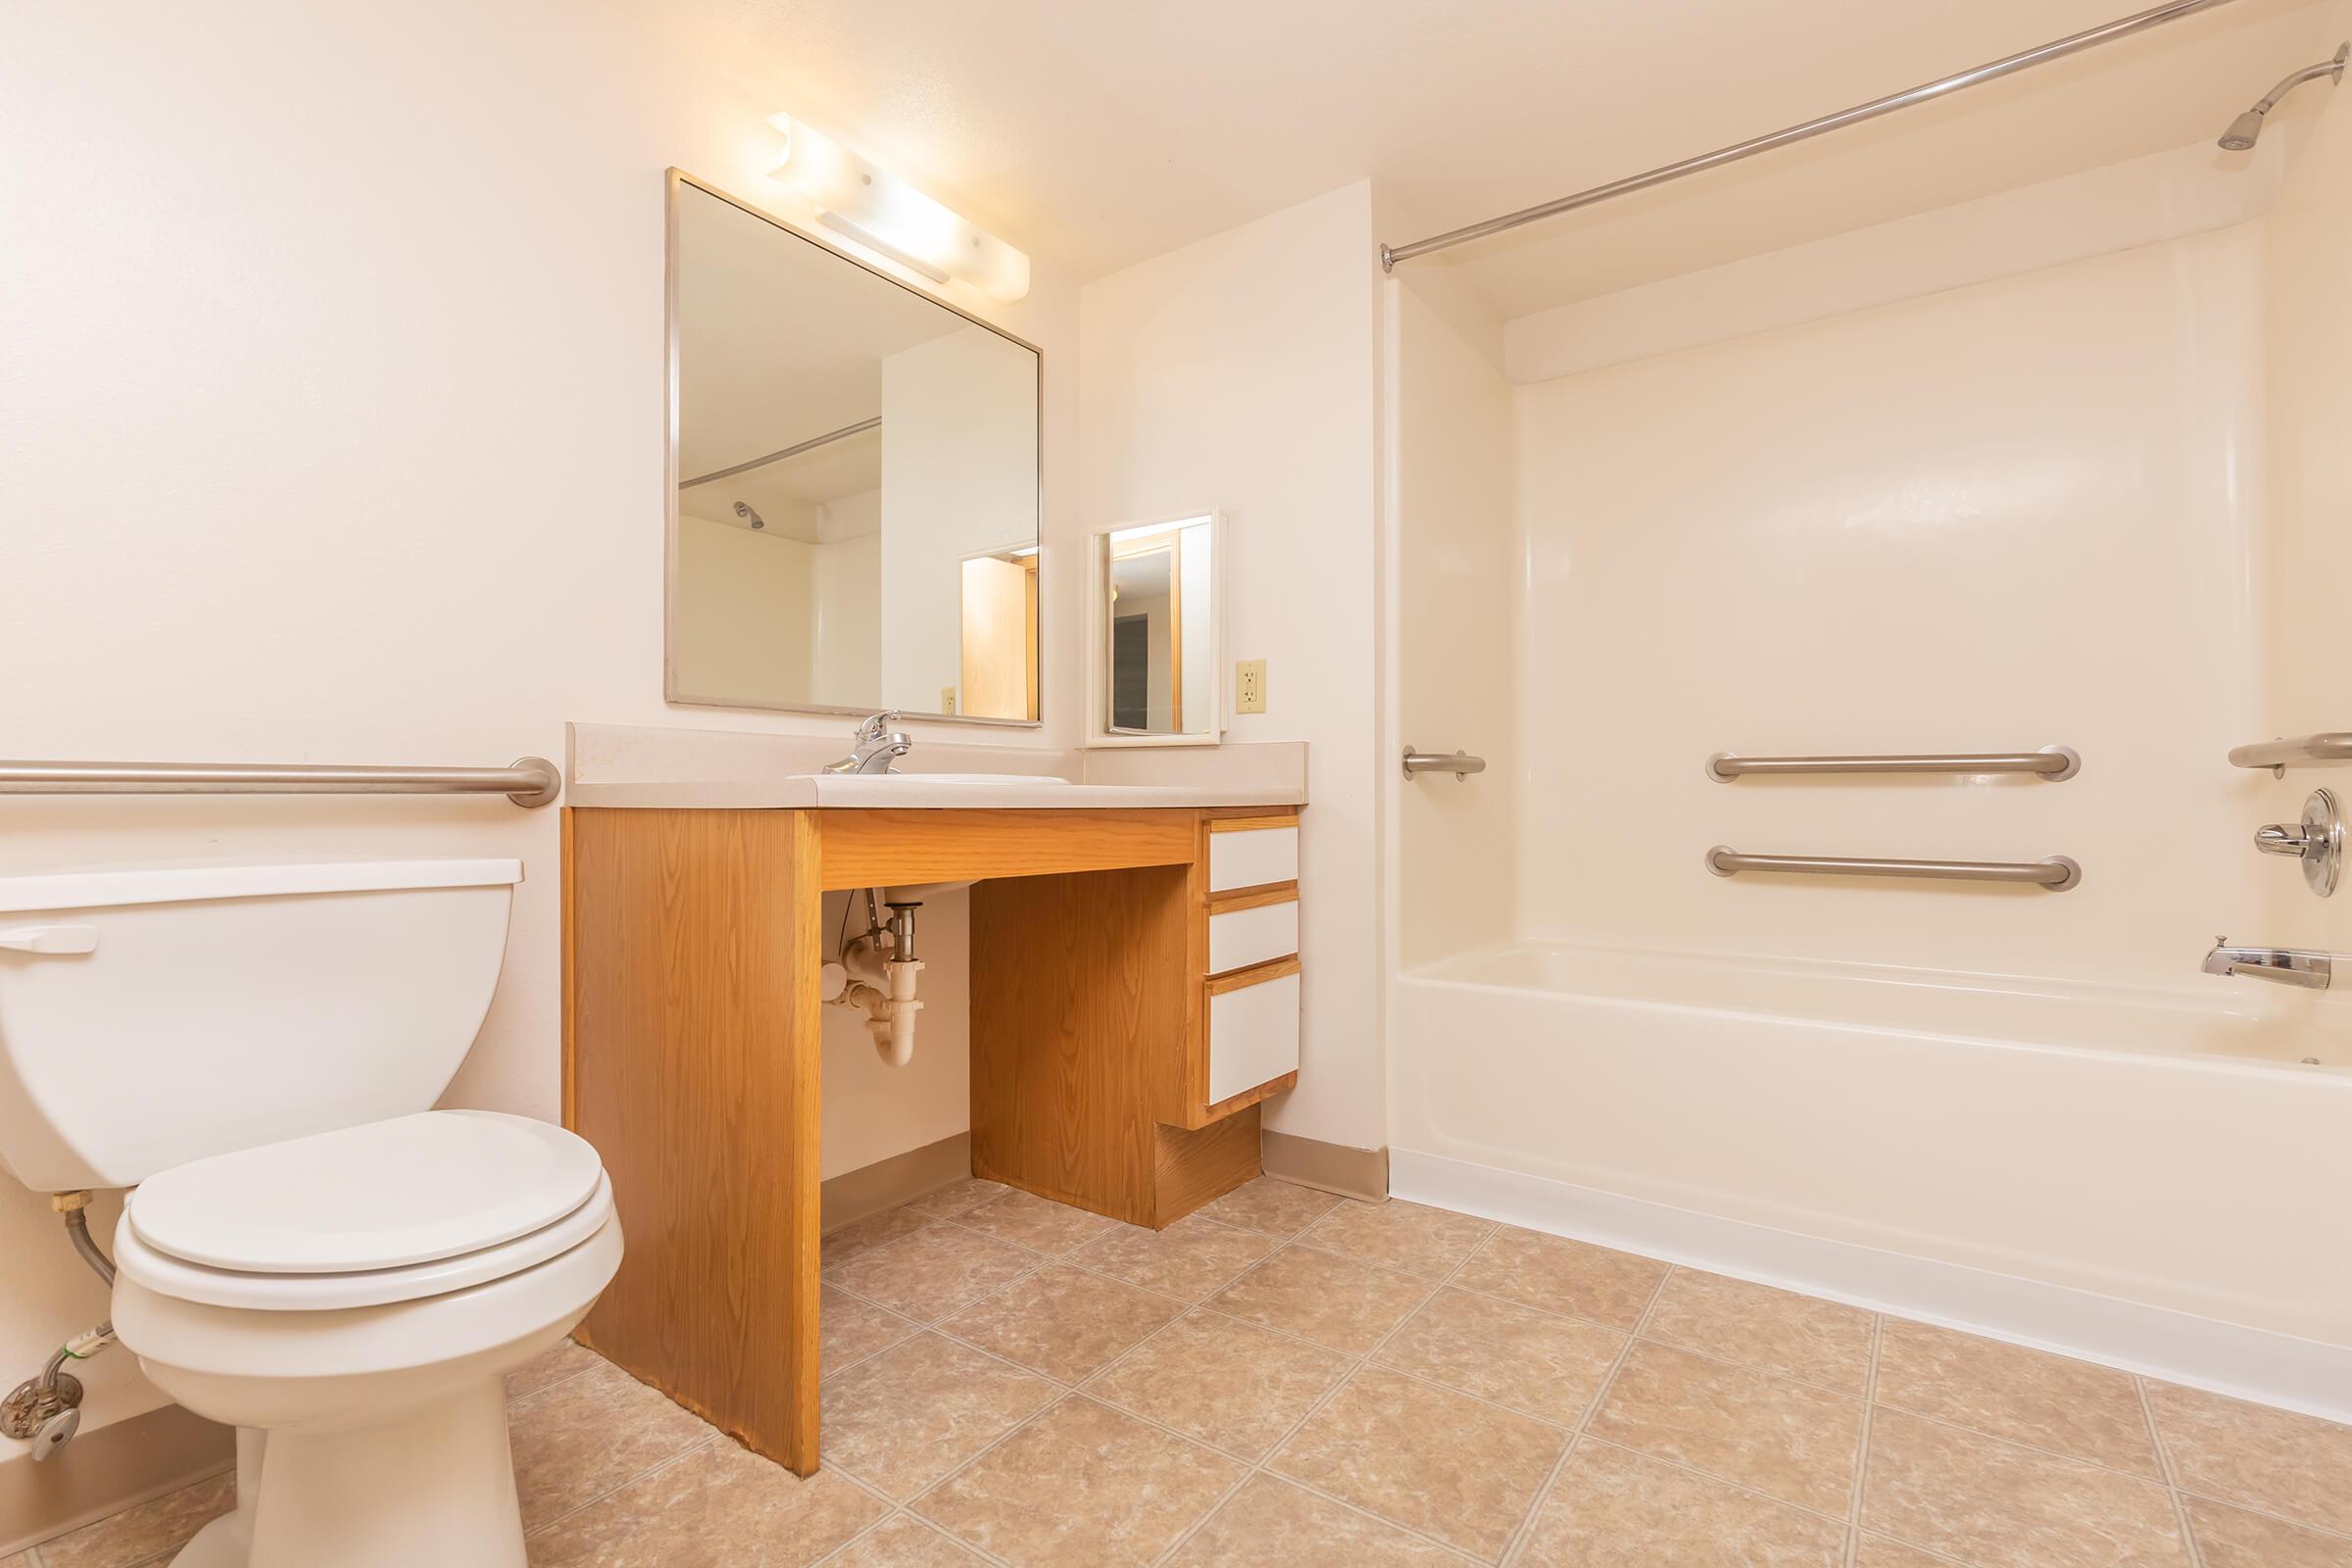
[1235,659,1266,714]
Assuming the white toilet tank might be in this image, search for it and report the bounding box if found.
[0,859,521,1192]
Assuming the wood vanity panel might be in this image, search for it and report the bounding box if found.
[969,865,1193,1225]
[820,808,1194,889]
[564,808,822,1475]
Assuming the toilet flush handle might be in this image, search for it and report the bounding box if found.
[0,926,98,955]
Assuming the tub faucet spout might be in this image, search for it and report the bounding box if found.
[2202,938,2332,989]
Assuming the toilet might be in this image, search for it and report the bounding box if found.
[0,859,620,1568]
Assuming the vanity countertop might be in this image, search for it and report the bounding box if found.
[563,722,1307,810]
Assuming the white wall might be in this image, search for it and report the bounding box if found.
[879,326,1042,714]
[1389,278,1515,966]
[0,0,1081,1452]
[1080,182,1387,1151]
[1509,225,2268,985]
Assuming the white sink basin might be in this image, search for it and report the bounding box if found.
[797,772,1070,786]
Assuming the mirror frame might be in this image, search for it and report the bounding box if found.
[1085,508,1226,749]
[662,169,1046,727]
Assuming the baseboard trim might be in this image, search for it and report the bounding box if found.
[1,1401,234,1556]
[821,1133,971,1232]
[1391,1148,2352,1425]
[1260,1131,1388,1202]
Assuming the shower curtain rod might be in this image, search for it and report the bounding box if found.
[678,416,880,490]
[1379,0,2241,270]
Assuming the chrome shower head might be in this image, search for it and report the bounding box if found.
[733,501,765,530]
[2218,43,2348,151]
[2219,108,2267,151]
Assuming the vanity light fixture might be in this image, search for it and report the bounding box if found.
[765,115,1031,303]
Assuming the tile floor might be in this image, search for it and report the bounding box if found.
[20,1177,2352,1567]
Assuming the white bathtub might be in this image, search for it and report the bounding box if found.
[1390,941,2352,1418]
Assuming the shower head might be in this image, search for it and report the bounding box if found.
[2218,109,2268,151]
[732,501,765,530]
[2218,42,2347,150]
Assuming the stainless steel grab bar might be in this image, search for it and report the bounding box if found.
[0,758,562,808]
[1402,746,1488,782]
[1707,747,2079,781]
[1706,847,2082,890]
[2229,733,2352,776]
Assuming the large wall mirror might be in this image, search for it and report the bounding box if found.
[665,172,1042,724]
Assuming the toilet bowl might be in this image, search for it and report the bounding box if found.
[0,858,620,1563]
[110,1111,621,1568]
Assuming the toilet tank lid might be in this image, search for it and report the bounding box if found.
[0,858,523,913]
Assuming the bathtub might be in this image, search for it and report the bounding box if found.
[1389,941,2352,1418]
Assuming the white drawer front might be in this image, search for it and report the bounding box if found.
[1208,825,1298,892]
[1207,971,1300,1105]
[1207,899,1298,976]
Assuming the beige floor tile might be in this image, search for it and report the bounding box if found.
[1452,1227,1668,1330]
[1851,1537,1953,1567]
[822,1205,935,1269]
[508,1337,605,1398]
[1165,1474,1467,1566]
[897,1178,1011,1221]
[509,1358,716,1530]
[1085,1309,1351,1460]
[1642,1270,1875,1393]
[1199,1177,1344,1238]
[1874,1318,2160,1476]
[914,1396,1246,1567]
[1297,1199,1494,1280]
[0,1551,31,1568]
[1076,1213,1277,1300]
[35,1472,235,1568]
[1207,1245,1434,1355]
[822,1284,920,1375]
[827,1514,995,1566]
[825,1223,1039,1322]
[820,1333,1056,1500]
[1375,1287,1624,1426]
[1269,1364,1565,1559]
[2146,1381,2352,1536]
[955,1189,1120,1254]
[524,1441,882,1566]
[2187,1497,2352,1567]
[942,1262,1181,1383]
[1515,1440,1847,1566]
[1588,1342,1861,1515]
[1861,1406,2191,1568]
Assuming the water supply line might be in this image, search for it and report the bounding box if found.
[825,891,925,1066]
[3,1192,120,1459]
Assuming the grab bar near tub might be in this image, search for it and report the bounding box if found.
[0,757,562,808]
[1706,847,2082,891]
[1706,747,2079,781]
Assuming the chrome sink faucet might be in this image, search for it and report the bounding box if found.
[823,711,911,775]
[2202,938,2332,990]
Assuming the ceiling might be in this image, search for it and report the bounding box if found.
[618,0,2341,319]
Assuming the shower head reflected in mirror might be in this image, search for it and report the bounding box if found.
[2218,42,2347,150]
[732,501,765,530]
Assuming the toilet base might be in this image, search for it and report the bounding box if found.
[172,1378,524,1568]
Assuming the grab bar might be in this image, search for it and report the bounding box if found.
[1707,747,2078,781]
[1402,746,1487,782]
[1706,846,2082,891]
[2229,733,2352,777]
[0,757,562,808]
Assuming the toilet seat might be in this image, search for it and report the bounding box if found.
[118,1111,612,1311]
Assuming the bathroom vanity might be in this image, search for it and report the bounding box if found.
[559,734,1304,1476]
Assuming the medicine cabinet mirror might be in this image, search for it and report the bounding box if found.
[665,171,1042,724]
[1087,512,1223,747]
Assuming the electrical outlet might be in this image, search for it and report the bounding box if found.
[939,686,958,715]
[1234,659,1267,714]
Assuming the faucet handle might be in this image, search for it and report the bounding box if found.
[853,710,903,742]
